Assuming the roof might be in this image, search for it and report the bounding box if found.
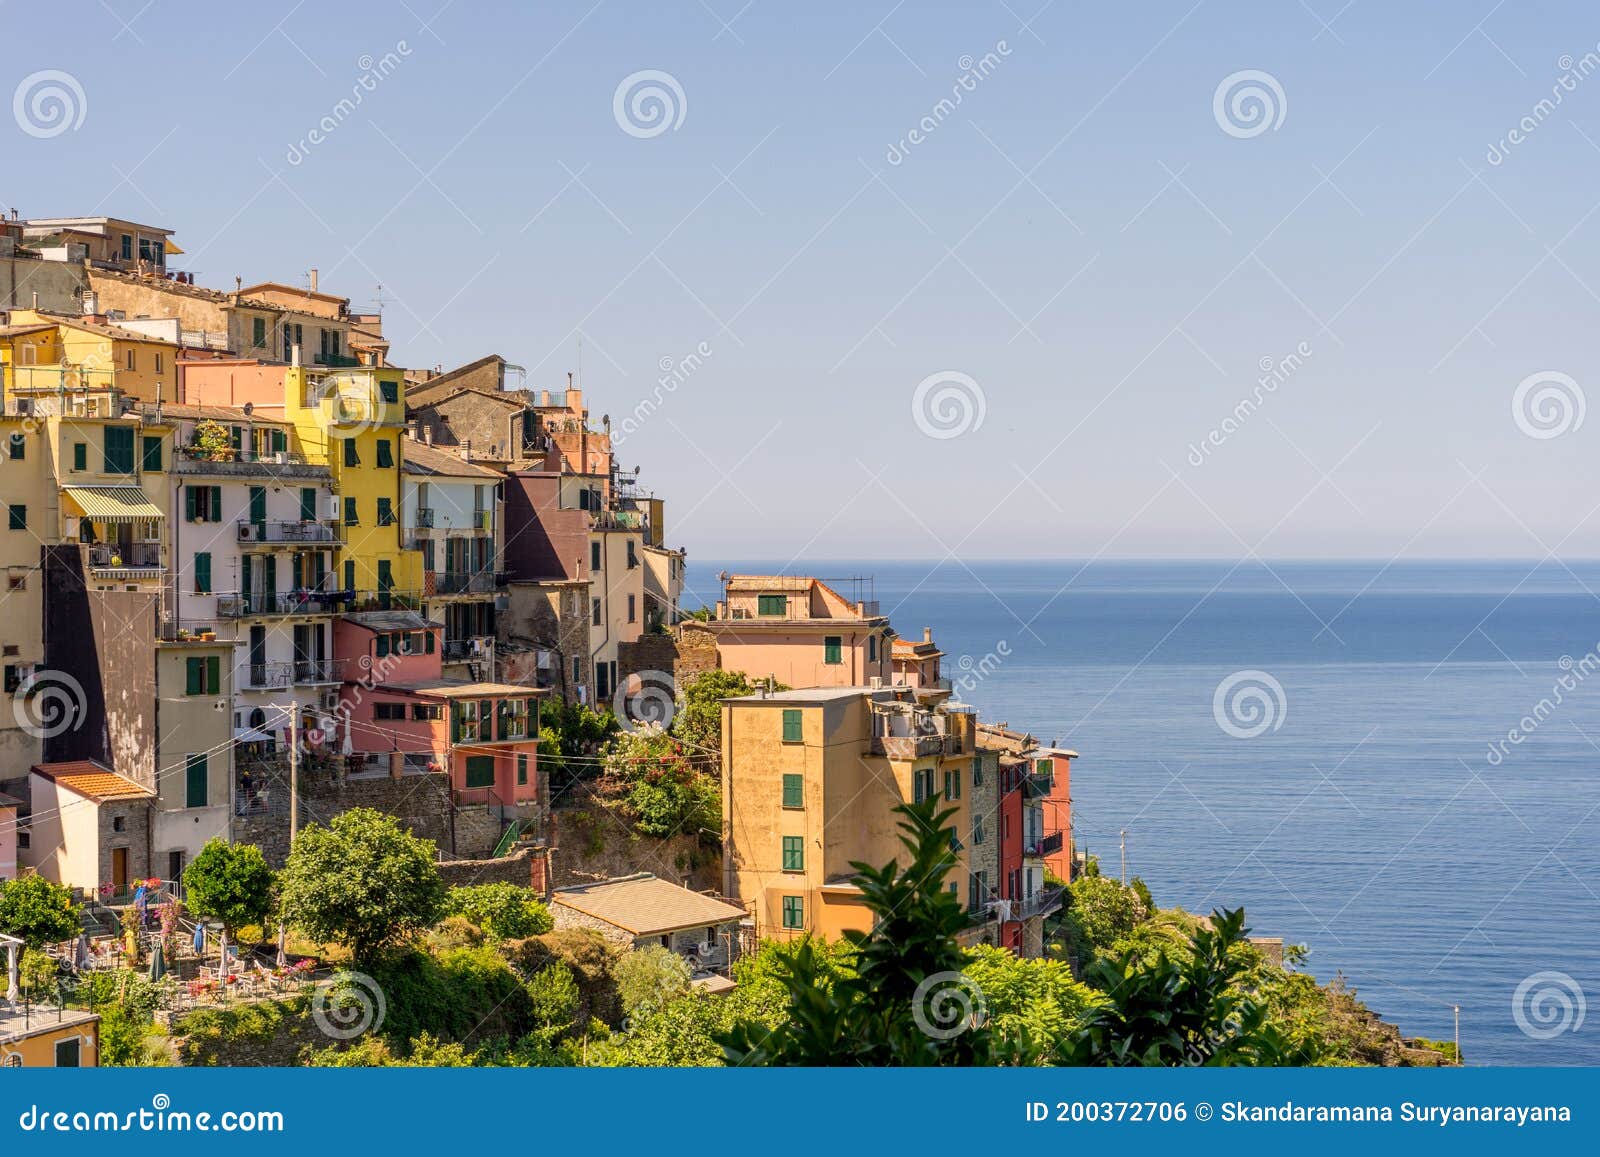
[380,679,545,699]
[402,438,504,480]
[31,762,154,802]
[341,610,439,632]
[0,791,23,808]
[724,575,815,593]
[0,323,57,339]
[142,403,291,426]
[61,485,164,521]
[404,354,507,405]
[236,281,349,306]
[552,874,746,936]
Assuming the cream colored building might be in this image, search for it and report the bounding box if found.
[152,639,235,884]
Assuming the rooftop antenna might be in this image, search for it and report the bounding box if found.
[373,282,388,314]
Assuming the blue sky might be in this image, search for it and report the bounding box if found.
[7,1,1597,559]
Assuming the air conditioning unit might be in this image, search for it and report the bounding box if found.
[12,399,31,416]
[321,691,341,711]
[237,523,260,542]
[274,451,288,465]
[326,496,340,519]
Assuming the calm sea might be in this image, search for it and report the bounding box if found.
[687,560,1600,1065]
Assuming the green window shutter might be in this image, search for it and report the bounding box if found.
[103,427,134,473]
[782,836,804,872]
[376,439,393,468]
[141,435,162,472]
[7,505,24,531]
[781,709,802,743]
[758,595,785,616]
[194,552,211,594]
[184,486,197,522]
[782,773,803,809]
[73,442,86,471]
[465,755,495,788]
[272,429,287,454]
[516,754,529,785]
[377,498,392,526]
[343,438,359,467]
[185,657,202,695]
[381,380,399,404]
[450,702,462,742]
[972,757,982,787]
[344,560,355,590]
[253,317,266,347]
[291,553,303,590]
[344,497,358,525]
[185,754,208,808]
[249,487,266,524]
[205,656,220,695]
[425,631,435,654]
[299,488,316,521]
[6,433,21,460]
[781,896,803,929]
[376,634,390,658]
[209,486,221,521]
[823,636,842,664]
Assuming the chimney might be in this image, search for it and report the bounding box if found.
[31,291,37,309]
[923,626,932,643]
[291,343,301,367]
[423,425,433,445]
[459,440,471,461]
[81,291,97,316]
[309,268,319,293]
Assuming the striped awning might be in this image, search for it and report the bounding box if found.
[61,486,164,522]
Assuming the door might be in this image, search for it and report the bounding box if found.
[249,626,267,686]
[111,847,129,895]
[377,559,393,608]
[169,850,186,897]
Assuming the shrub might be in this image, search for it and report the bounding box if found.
[0,875,80,947]
[440,883,553,940]
[613,944,692,1020]
[367,946,533,1050]
[183,839,274,936]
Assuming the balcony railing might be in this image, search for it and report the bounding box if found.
[294,659,346,685]
[86,543,161,573]
[237,518,338,544]
[313,352,362,368]
[414,507,435,529]
[442,637,493,663]
[1014,886,1066,920]
[246,662,293,690]
[870,733,946,759]
[1033,831,1064,858]
[217,590,341,618]
[432,570,495,595]
[347,588,422,612]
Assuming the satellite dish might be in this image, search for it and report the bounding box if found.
[242,402,254,417]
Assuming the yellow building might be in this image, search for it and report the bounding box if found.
[0,415,52,785]
[721,685,976,940]
[0,309,178,405]
[0,1003,99,1067]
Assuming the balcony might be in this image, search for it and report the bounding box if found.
[313,353,362,368]
[245,662,293,691]
[1026,831,1064,859]
[172,448,328,481]
[347,588,423,612]
[294,659,346,685]
[414,507,435,529]
[432,570,496,596]
[217,590,341,618]
[85,543,161,579]
[1022,769,1054,800]
[237,519,338,545]
[870,733,946,759]
[1014,886,1066,920]
[442,637,493,663]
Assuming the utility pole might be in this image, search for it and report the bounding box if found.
[276,706,300,969]
[1119,829,1127,885]
[1454,1004,1461,1065]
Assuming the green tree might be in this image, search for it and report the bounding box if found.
[440,883,553,940]
[721,797,1031,1066]
[537,700,619,790]
[0,874,80,947]
[1059,873,1143,962]
[182,838,274,936]
[278,808,444,962]
[1059,908,1288,1066]
[669,669,777,767]
[605,724,721,842]
[613,944,692,1020]
[526,962,581,1036]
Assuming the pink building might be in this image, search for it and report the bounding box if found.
[0,791,19,880]
[892,627,947,691]
[332,611,543,806]
[679,575,894,689]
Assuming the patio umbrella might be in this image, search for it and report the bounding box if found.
[275,924,288,969]
[148,943,165,982]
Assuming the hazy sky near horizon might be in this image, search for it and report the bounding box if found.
[8,1,1598,560]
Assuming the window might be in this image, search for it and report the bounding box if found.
[155,352,164,373]
[781,835,804,872]
[193,552,211,594]
[465,755,495,788]
[411,703,442,721]
[973,815,985,845]
[73,442,86,471]
[343,438,359,467]
[823,636,842,665]
[4,665,21,692]
[627,594,636,623]
[424,631,435,654]
[781,709,802,744]
[184,485,222,523]
[455,700,482,742]
[782,773,804,809]
[104,426,134,473]
[6,505,23,531]
[186,753,208,808]
[142,435,162,472]
[591,598,601,627]
[517,753,529,785]
[125,349,136,371]
[590,542,601,572]
[6,434,22,460]
[781,895,803,930]
[344,497,359,526]
[6,574,22,591]
[913,768,934,805]
[972,757,983,787]
[376,634,390,658]
[944,768,961,800]
[185,656,221,696]
[344,560,356,590]
[376,498,394,526]
[252,317,267,348]
[380,379,399,404]
[55,1037,81,1068]
[112,816,126,833]
[626,539,638,569]
[120,234,132,260]
[300,488,317,521]
[375,439,394,468]
[375,702,406,721]
[757,595,786,616]
[867,633,877,663]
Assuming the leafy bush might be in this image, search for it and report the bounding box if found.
[74,970,175,1066]
[367,945,533,1050]
[613,944,692,1020]
[502,927,621,1027]
[183,838,274,935]
[1059,873,1145,962]
[0,875,80,946]
[670,669,779,767]
[440,883,553,940]
[605,724,720,842]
